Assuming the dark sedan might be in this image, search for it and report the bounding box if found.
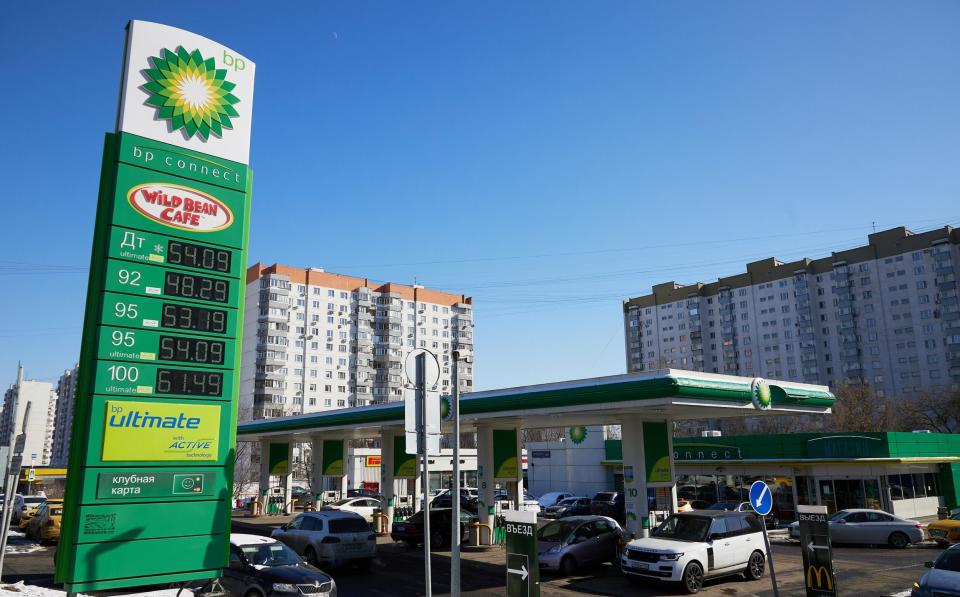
[542,497,591,519]
[590,492,625,525]
[391,508,476,548]
[223,533,336,597]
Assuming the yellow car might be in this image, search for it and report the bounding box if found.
[927,512,960,545]
[18,503,42,531]
[26,499,62,543]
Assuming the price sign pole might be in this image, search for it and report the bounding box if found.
[749,480,780,597]
[55,20,255,594]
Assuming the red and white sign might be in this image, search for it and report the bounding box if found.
[127,183,233,232]
[365,456,382,468]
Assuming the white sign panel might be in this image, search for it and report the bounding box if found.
[117,20,256,164]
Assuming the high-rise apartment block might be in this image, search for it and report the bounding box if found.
[50,364,78,468]
[624,226,960,398]
[241,263,474,420]
[1,365,58,466]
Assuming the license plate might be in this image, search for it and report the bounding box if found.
[341,542,363,552]
[930,529,947,538]
[626,561,648,570]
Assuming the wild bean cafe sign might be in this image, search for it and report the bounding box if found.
[56,20,254,593]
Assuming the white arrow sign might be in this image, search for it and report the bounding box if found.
[807,541,830,552]
[507,564,529,581]
[754,484,769,509]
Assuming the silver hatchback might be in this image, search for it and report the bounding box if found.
[537,515,623,576]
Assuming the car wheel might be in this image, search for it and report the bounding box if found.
[681,561,704,594]
[889,532,909,549]
[305,546,319,566]
[559,555,577,576]
[745,550,765,580]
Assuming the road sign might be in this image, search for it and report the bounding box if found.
[404,350,441,455]
[55,20,255,594]
[797,504,837,597]
[27,469,35,482]
[750,480,773,516]
[504,509,539,597]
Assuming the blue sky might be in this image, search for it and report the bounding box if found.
[1,1,958,390]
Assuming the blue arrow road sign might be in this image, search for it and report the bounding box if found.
[750,480,773,516]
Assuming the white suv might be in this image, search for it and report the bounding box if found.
[621,511,767,594]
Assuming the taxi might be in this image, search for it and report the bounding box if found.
[927,512,960,545]
[18,502,43,531]
[26,499,62,543]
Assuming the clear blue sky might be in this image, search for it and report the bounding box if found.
[2,1,958,390]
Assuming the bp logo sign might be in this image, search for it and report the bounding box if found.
[440,395,452,421]
[750,377,772,410]
[567,426,588,445]
[142,47,240,140]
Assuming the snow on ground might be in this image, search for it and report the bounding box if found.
[4,531,47,555]
[0,583,193,596]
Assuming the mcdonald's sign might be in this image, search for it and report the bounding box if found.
[806,565,833,591]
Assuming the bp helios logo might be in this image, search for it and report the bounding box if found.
[141,47,241,140]
[128,182,233,232]
[568,426,588,444]
[751,377,772,410]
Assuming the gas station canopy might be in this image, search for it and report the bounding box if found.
[237,369,835,442]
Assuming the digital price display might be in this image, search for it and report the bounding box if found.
[156,368,224,397]
[102,259,238,306]
[107,227,242,278]
[167,240,232,273]
[163,271,230,303]
[99,293,237,338]
[96,326,235,368]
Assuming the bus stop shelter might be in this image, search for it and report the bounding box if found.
[237,369,834,539]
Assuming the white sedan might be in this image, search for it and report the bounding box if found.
[321,497,381,523]
[788,508,925,548]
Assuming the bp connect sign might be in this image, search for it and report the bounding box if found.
[117,20,256,163]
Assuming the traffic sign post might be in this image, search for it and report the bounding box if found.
[749,480,780,597]
[797,504,837,597]
[504,509,540,597]
[55,20,255,593]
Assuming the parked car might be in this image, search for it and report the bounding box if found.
[12,494,45,525]
[542,497,591,520]
[224,533,336,597]
[537,492,575,509]
[390,508,476,548]
[590,492,625,525]
[492,489,540,512]
[912,543,960,597]
[321,497,381,523]
[290,486,314,507]
[25,499,62,543]
[788,508,924,548]
[927,511,960,545]
[707,501,779,527]
[271,510,377,569]
[537,516,623,575]
[621,511,767,594]
[431,490,478,513]
[347,487,381,499]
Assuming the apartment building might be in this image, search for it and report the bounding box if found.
[624,226,960,398]
[1,365,58,466]
[240,263,474,421]
[50,364,78,468]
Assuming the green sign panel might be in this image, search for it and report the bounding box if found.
[56,20,255,593]
[505,511,540,597]
[393,435,417,478]
[493,429,519,480]
[643,421,673,486]
[268,443,289,475]
[322,439,345,477]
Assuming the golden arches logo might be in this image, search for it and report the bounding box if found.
[806,565,833,590]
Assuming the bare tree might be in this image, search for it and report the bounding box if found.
[233,443,258,501]
[899,390,960,433]
[828,383,892,432]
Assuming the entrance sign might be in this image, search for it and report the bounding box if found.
[56,20,254,593]
[797,504,837,596]
[504,509,540,597]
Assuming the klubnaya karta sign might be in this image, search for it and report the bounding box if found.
[56,20,254,592]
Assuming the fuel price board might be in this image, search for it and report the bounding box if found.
[56,21,255,594]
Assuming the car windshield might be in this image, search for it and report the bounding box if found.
[329,517,371,533]
[652,515,711,542]
[538,520,578,542]
[331,498,355,506]
[558,498,579,506]
[239,542,302,567]
[935,549,960,572]
[828,511,849,522]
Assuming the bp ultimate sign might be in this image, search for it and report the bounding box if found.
[56,21,255,592]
